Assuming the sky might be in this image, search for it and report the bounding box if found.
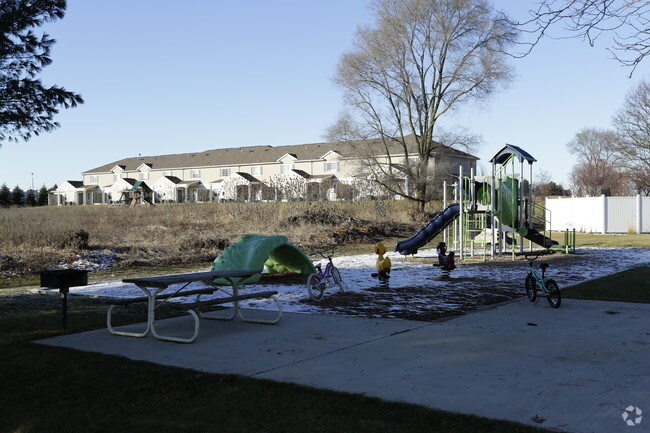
[1,0,649,191]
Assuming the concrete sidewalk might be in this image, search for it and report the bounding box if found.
[39,299,650,433]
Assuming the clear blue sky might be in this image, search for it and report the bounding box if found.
[1,0,648,191]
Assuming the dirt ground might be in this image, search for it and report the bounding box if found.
[285,252,597,322]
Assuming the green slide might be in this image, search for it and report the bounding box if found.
[210,234,316,285]
[517,227,559,248]
[497,176,519,228]
[497,177,558,248]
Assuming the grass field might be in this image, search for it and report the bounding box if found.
[571,232,649,248]
[563,266,650,303]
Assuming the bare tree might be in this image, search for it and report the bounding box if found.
[534,169,568,196]
[328,0,517,211]
[221,177,245,201]
[612,78,650,195]
[515,1,650,73]
[268,174,307,202]
[567,127,627,196]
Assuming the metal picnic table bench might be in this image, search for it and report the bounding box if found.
[107,270,282,343]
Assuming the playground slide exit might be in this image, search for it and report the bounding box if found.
[496,178,558,248]
[394,203,460,255]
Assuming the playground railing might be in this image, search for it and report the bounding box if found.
[530,200,553,235]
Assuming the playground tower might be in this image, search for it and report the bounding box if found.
[396,144,572,260]
[442,144,561,260]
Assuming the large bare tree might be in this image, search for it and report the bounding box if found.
[567,127,628,196]
[515,1,650,73]
[328,0,517,211]
[612,78,650,195]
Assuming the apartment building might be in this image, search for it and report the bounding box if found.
[52,137,478,205]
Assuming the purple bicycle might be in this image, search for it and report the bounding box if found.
[307,251,344,301]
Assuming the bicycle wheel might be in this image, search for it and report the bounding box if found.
[545,279,561,308]
[525,274,537,302]
[307,273,325,301]
[331,267,345,292]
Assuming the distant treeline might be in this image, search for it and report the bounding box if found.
[0,183,57,207]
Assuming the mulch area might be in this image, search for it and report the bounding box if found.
[294,250,607,322]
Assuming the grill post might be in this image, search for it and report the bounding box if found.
[61,287,69,330]
[40,270,88,330]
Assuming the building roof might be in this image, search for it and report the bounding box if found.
[490,144,537,165]
[235,172,262,183]
[291,169,311,179]
[163,176,183,184]
[83,136,479,174]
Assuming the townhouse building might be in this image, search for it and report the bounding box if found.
[52,137,478,205]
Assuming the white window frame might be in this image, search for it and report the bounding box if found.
[281,164,294,174]
[220,168,231,177]
[163,171,173,176]
[251,166,263,176]
[190,169,201,179]
[89,175,99,184]
[112,174,119,182]
[139,172,149,181]
[324,161,338,173]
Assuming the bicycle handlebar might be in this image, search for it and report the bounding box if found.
[310,245,341,261]
[524,252,541,262]
[310,251,333,260]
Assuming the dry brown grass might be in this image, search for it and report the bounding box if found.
[0,200,424,275]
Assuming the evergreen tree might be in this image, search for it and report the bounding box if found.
[25,188,36,205]
[37,184,48,205]
[0,183,9,206]
[0,0,83,145]
[10,185,24,205]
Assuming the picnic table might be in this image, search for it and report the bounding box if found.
[107,270,282,343]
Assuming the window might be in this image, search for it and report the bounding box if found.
[324,161,338,173]
[139,172,149,180]
[251,166,263,176]
[89,175,98,184]
[408,156,418,165]
[163,171,173,176]
[190,169,200,179]
[281,164,294,174]
[112,174,119,182]
[220,168,231,177]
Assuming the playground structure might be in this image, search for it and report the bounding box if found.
[395,144,576,260]
[117,181,155,206]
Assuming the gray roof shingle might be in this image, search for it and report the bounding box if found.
[83,136,478,174]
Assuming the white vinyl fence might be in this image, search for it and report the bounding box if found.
[545,195,649,234]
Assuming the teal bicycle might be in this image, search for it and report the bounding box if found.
[524,253,561,308]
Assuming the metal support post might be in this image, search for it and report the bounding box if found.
[443,181,448,245]
[490,162,495,259]
[459,165,464,261]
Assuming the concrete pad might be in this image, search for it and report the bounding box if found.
[38,310,430,376]
[38,300,650,433]
[258,300,650,433]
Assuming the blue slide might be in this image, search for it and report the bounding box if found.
[394,203,460,255]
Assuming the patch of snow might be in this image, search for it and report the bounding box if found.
[58,250,117,271]
[37,247,650,317]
